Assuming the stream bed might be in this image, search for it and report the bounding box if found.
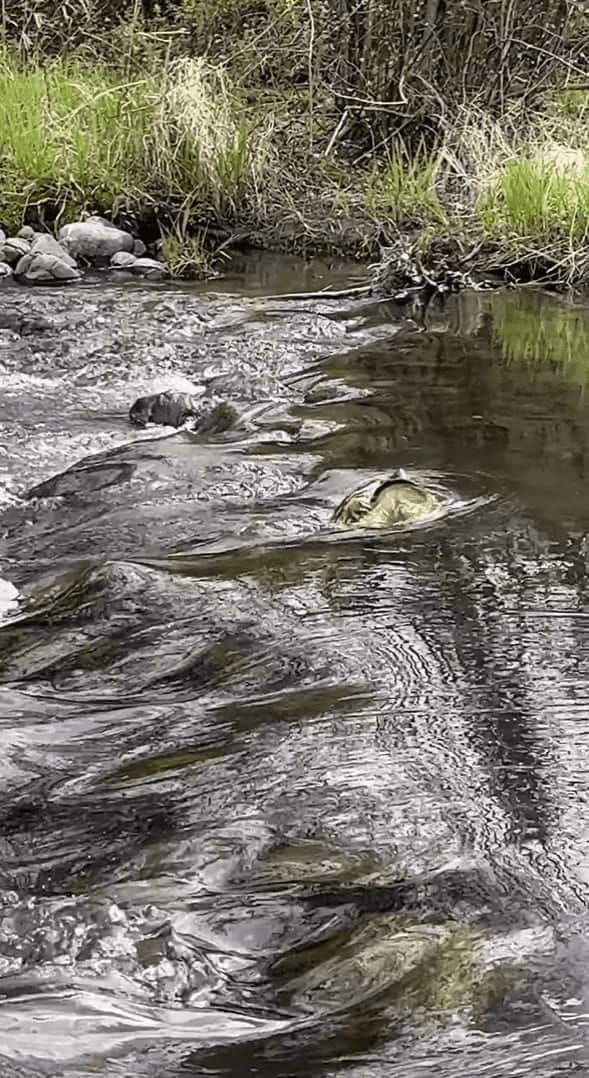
[1,255,589,1076]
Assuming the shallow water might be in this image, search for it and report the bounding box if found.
[2,258,589,1076]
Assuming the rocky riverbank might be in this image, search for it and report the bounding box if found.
[0,216,168,284]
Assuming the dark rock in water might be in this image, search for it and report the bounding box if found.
[129,390,237,433]
[193,400,238,435]
[129,391,201,428]
[28,460,136,500]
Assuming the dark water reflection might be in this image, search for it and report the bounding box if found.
[1,270,589,1075]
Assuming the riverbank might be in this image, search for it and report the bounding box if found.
[2,41,589,288]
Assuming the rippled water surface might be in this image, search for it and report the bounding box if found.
[2,256,589,1076]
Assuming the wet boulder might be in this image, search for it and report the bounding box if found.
[0,263,12,280]
[1,237,30,265]
[110,251,137,271]
[129,389,236,432]
[15,250,81,285]
[110,252,167,279]
[14,232,80,284]
[58,215,134,263]
[129,256,167,280]
[333,471,442,529]
[17,225,35,240]
[31,233,77,266]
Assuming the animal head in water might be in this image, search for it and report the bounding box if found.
[129,390,238,433]
[333,471,441,529]
[129,390,202,429]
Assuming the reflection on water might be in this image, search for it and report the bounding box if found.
[493,290,589,385]
[2,272,589,1076]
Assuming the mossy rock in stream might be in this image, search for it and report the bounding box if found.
[333,471,442,530]
[273,914,485,1013]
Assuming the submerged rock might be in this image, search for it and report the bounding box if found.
[111,252,167,278]
[27,460,136,499]
[333,471,441,529]
[129,390,236,432]
[59,215,134,262]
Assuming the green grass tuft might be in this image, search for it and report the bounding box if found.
[0,51,267,232]
[478,156,589,247]
[363,146,447,228]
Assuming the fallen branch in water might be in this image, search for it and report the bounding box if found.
[261,284,373,301]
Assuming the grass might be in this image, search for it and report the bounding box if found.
[0,55,153,227]
[0,50,268,233]
[363,146,447,228]
[4,34,589,285]
[479,157,589,247]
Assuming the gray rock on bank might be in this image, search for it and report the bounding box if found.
[132,257,167,279]
[15,233,80,284]
[110,251,137,270]
[59,216,134,262]
[110,252,168,279]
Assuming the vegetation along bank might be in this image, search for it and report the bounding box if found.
[2,0,589,289]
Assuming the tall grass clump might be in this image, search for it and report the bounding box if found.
[0,51,155,228]
[0,50,269,232]
[479,157,589,246]
[146,57,270,218]
[363,144,447,228]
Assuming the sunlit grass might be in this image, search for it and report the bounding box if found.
[0,54,154,227]
[0,51,268,231]
[478,156,589,246]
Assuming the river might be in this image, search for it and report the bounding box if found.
[0,255,589,1077]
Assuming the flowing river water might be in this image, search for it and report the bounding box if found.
[1,255,589,1077]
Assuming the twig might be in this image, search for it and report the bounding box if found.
[261,284,373,301]
[324,109,350,157]
[305,0,316,149]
